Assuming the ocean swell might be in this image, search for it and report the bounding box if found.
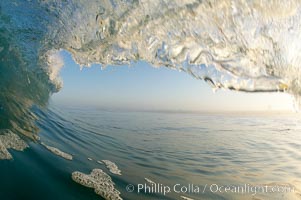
[1,0,301,139]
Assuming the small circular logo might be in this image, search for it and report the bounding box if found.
[126,184,135,192]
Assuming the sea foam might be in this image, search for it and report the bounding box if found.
[181,196,195,200]
[41,142,73,160]
[100,160,122,175]
[72,169,122,200]
[0,130,28,160]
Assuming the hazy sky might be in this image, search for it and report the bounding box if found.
[51,51,294,111]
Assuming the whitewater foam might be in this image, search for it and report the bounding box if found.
[145,178,156,184]
[41,142,73,160]
[46,50,64,90]
[101,160,122,175]
[72,169,122,200]
[0,130,28,160]
[181,196,195,200]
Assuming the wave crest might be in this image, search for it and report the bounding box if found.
[1,0,301,138]
[47,0,301,95]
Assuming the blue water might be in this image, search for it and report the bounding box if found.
[1,1,301,199]
[0,103,300,200]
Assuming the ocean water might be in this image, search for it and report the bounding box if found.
[2,1,301,199]
[2,1,301,149]
[1,103,300,200]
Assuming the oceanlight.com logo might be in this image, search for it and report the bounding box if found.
[125,182,295,196]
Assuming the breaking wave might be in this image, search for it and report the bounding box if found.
[1,0,301,137]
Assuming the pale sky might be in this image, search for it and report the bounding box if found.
[51,51,294,112]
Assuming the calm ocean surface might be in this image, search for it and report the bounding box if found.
[0,104,301,200]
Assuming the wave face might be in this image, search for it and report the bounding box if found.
[1,0,301,136]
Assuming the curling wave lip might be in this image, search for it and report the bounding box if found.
[1,0,301,143]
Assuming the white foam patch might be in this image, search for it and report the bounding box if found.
[72,169,122,200]
[145,178,155,184]
[41,142,72,160]
[101,160,122,175]
[0,130,28,160]
[181,196,195,200]
[46,50,64,91]
[0,141,12,160]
